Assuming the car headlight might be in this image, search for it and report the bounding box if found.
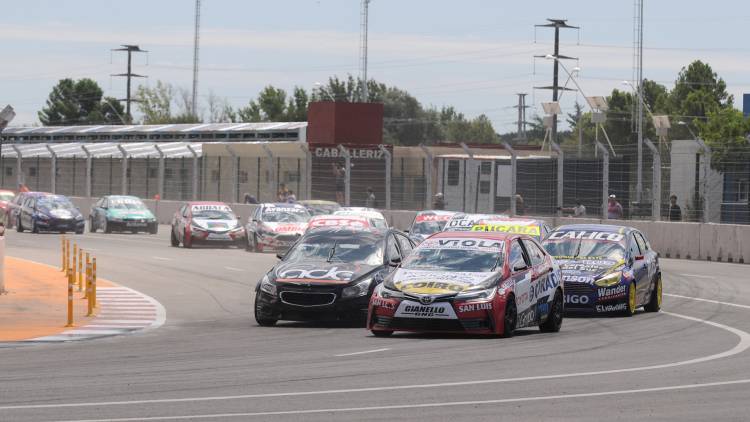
[595,271,622,287]
[191,223,207,232]
[455,286,497,301]
[342,277,373,298]
[75,215,84,220]
[375,282,404,299]
[110,217,123,222]
[36,213,49,220]
[259,275,277,296]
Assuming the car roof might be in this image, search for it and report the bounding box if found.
[262,202,307,208]
[298,200,339,206]
[187,201,230,206]
[553,223,633,234]
[429,230,520,242]
[305,226,388,237]
[416,210,456,216]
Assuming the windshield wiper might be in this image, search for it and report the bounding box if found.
[573,239,583,259]
[327,240,338,263]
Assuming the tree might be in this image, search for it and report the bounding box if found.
[697,107,750,172]
[38,78,126,125]
[670,60,732,121]
[135,81,201,124]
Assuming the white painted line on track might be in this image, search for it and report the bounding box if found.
[224,266,244,272]
[50,378,750,422]
[3,307,747,412]
[666,293,750,310]
[334,348,390,357]
[679,273,716,279]
[153,257,171,261]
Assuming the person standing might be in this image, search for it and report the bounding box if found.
[333,163,346,205]
[607,194,623,219]
[433,193,445,210]
[559,199,586,217]
[365,187,377,208]
[667,194,682,221]
[286,190,297,203]
[277,183,289,202]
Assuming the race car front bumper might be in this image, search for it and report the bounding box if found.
[36,217,85,232]
[255,286,370,322]
[189,228,246,244]
[563,281,629,314]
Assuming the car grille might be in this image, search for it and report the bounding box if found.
[280,292,336,307]
[381,317,465,332]
[460,318,491,330]
[565,282,594,295]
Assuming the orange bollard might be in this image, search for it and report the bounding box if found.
[77,247,83,291]
[86,261,94,316]
[83,253,90,299]
[72,244,78,289]
[65,268,74,327]
[92,258,97,308]
[65,239,71,273]
[61,236,66,271]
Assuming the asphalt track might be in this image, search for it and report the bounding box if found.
[2,226,750,421]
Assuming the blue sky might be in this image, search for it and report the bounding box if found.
[2,0,748,132]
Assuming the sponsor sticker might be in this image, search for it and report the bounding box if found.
[371,297,395,310]
[517,308,536,327]
[192,204,232,212]
[596,303,627,312]
[395,280,467,295]
[597,284,627,300]
[277,266,355,283]
[415,213,453,223]
[565,294,590,305]
[394,300,458,319]
[547,230,625,242]
[470,223,540,236]
[308,216,369,229]
[457,302,493,313]
[420,238,503,252]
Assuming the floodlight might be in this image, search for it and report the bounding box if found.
[0,105,15,126]
[541,102,561,115]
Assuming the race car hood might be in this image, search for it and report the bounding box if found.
[107,208,155,220]
[262,222,307,235]
[192,218,240,232]
[554,257,625,284]
[387,268,496,295]
[273,261,380,286]
[39,206,80,220]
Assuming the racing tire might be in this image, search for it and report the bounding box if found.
[183,229,193,249]
[31,220,39,234]
[255,236,264,253]
[371,329,394,337]
[254,298,277,327]
[170,228,180,247]
[75,227,84,235]
[16,219,24,233]
[539,290,564,333]
[245,235,254,252]
[89,217,96,233]
[500,296,517,338]
[103,219,112,234]
[622,282,637,317]
[644,275,662,313]
[149,225,158,235]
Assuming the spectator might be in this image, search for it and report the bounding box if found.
[286,190,297,203]
[365,187,377,208]
[433,193,445,210]
[515,194,525,215]
[607,194,623,219]
[332,163,346,205]
[244,193,259,204]
[667,194,682,221]
[277,183,289,202]
[559,199,586,217]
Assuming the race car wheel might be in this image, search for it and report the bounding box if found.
[371,329,394,337]
[75,227,84,235]
[89,217,96,233]
[644,275,662,313]
[16,219,24,233]
[245,235,254,252]
[170,228,180,247]
[539,289,563,333]
[31,220,39,234]
[500,296,517,338]
[183,229,193,248]
[255,236,264,253]
[254,298,277,327]
[149,224,158,235]
[623,282,637,317]
[103,219,112,234]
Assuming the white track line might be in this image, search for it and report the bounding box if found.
[224,267,243,272]
[665,293,750,310]
[679,273,716,279]
[2,308,746,411]
[53,378,750,422]
[334,348,390,357]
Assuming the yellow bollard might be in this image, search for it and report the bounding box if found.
[92,258,97,308]
[61,236,66,271]
[72,244,78,288]
[66,268,74,327]
[86,261,94,316]
[77,248,83,292]
[65,239,71,273]
[83,253,90,299]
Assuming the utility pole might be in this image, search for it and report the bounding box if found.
[111,45,147,123]
[359,0,371,102]
[514,93,529,142]
[632,0,645,203]
[192,0,201,117]
[534,19,578,144]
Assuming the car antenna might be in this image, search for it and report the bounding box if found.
[327,240,338,263]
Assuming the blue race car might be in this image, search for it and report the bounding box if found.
[542,224,661,316]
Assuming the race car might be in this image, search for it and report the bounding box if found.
[443,213,551,241]
[89,195,158,234]
[254,225,417,326]
[170,202,245,248]
[0,189,16,226]
[7,191,43,229]
[298,199,341,216]
[245,203,312,252]
[407,210,456,244]
[542,224,661,316]
[368,231,563,337]
[333,207,388,229]
[16,193,85,234]
[305,214,371,233]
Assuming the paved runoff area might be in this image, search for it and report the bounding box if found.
[2,226,750,421]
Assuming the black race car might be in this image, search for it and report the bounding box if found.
[253,225,416,325]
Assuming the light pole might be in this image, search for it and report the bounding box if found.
[677,120,698,140]
[313,82,335,102]
[622,79,648,203]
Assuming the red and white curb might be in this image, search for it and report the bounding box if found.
[25,286,166,343]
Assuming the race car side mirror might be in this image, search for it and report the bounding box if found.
[512,260,527,272]
[388,257,401,267]
[634,255,645,261]
[276,253,284,260]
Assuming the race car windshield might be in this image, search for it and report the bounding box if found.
[37,196,74,210]
[110,199,147,210]
[411,220,447,235]
[193,209,235,220]
[263,210,310,223]
[0,192,14,201]
[544,239,626,261]
[370,219,388,229]
[285,233,383,266]
[402,247,503,273]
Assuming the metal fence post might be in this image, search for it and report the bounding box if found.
[154,145,165,200]
[186,144,199,200]
[81,145,92,197]
[696,139,712,223]
[550,141,564,216]
[338,145,351,206]
[501,141,517,216]
[378,145,391,210]
[45,145,57,194]
[116,144,128,195]
[595,141,609,220]
[261,144,275,202]
[643,138,661,221]
[459,143,475,213]
[11,145,22,188]
[299,144,312,200]
[419,144,433,209]
[225,145,238,204]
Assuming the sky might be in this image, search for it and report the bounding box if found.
[2,0,749,133]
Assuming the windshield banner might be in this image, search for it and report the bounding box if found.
[191,204,232,212]
[547,230,624,242]
[420,237,503,253]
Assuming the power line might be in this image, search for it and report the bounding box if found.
[192,0,201,117]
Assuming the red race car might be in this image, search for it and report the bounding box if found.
[170,202,246,248]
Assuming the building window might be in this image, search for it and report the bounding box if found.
[479,181,490,194]
[29,167,37,177]
[5,167,13,176]
[238,170,249,184]
[148,168,158,179]
[211,170,220,182]
[447,160,460,186]
[738,179,749,202]
[480,161,492,175]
